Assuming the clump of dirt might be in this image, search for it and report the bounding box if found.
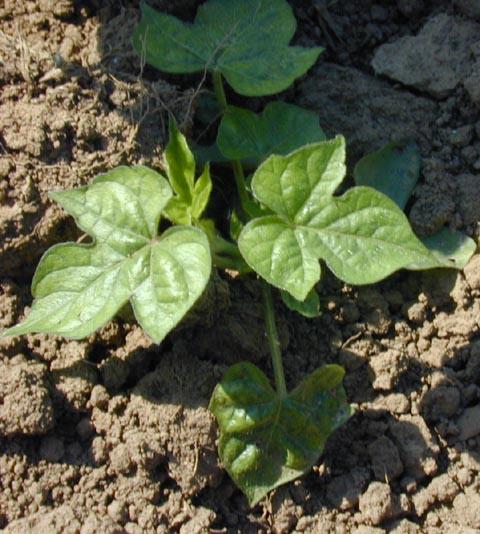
[0,0,480,532]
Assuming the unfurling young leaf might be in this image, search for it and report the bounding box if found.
[217,102,326,166]
[164,116,212,225]
[209,362,352,506]
[238,137,459,301]
[1,166,211,343]
[132,0,323,97]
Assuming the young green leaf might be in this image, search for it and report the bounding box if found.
[209,362,351,506]
[164,117,212,224]
[165,116,195,202]
[191,163,212,219]
[132,0,323,97]
[1,166,211,343]
[238,137,450,301]
[281,289,321,318]
[217,102,326,165]
[354,140,421,210]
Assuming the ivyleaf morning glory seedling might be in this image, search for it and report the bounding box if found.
[1,0,475,507]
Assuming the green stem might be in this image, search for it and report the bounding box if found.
[210,233,241,257]
[262,282,287,398]
[213,70,228,113]
[212,71,253,220]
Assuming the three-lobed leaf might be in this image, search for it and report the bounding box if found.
[132,0,322,97]
[238,137,454,301]
[209,362,351,506]
[217,102,326,165]
[1,166,211,343]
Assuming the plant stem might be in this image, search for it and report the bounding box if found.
[262,282,287,398]
[210,234,251,273]
[212,71,252,220]
[213,70,228,113]
[231,161,251,218]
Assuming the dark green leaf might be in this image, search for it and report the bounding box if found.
[354,140,420,210]
[2,167,211,343]
[353,141,475,270]
[194,142,230,167]
[217,102,326,165]
[281,289,321,318]
[209,362,351,506]
[239,137,450,301]
[133,0,322,96]
[411,227,476,270]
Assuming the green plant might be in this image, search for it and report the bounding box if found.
[2,0,474,506]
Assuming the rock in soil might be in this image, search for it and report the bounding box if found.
[368,436,404,481]
[297,63,435,159]
[359,482,401,526]
[0,359,54,437]
[389,415,439,480]
[455,404,480,440]
[372,14,480,98]
[454,0,480,19]
[453,489,480,528]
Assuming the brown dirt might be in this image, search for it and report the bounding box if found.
[1,0,480,532]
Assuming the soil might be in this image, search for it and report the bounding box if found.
[1,0,480,532]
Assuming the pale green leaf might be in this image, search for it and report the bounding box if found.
[130,226,212,340]
[209,362,351,506]
[191,163,212,219]
[217,102,326,165]
[164,198,192,226]
[165,115,195,201]
[2,167,211,343]
[239,137,449,301]
[132,0,322,97]
[51,165,172,255]
[163,118,213,225]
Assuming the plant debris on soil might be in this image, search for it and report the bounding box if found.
[1,0,480,532]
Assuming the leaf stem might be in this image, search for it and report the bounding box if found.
[212,71,254,220]
[213,70,228,113]
[262,282,287,398]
